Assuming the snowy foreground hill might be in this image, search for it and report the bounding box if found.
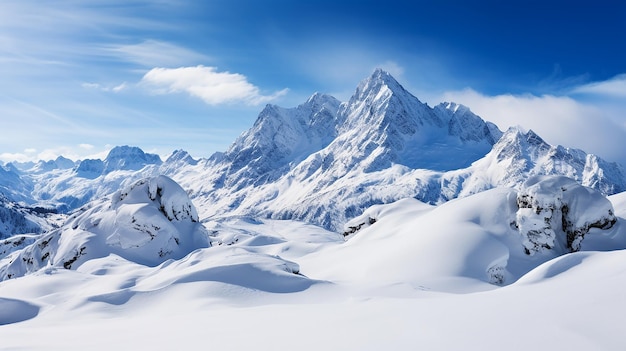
[1,70,626,350]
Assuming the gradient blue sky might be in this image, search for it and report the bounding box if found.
[1,0,625,165]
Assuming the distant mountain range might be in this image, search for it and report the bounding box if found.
[1,69,624,235]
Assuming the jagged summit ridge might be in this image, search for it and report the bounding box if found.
[215,93,342,186]
[324,70,502,173]
[457,126,626,196]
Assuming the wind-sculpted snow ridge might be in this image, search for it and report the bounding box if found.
[0,176,209,280]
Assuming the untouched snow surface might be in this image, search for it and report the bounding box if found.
[1,175,626,350]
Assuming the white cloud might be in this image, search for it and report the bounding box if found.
[24,148,37,154]
[79,144,94,150]
[572,74,626,98]
[0,152,31,163]
[434,88,626,166]
[140,65,289,105]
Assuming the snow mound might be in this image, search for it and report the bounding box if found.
[326,176,624,289]
[515,175,617,254]
[0,176,209,280]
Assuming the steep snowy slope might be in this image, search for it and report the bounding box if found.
[0,163,33,203]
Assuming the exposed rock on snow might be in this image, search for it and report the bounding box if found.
[515,176,617,255]
[0,176,209,280]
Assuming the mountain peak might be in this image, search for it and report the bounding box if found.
[165,149,197,166]
[348,69,409,104]
[103,146,162,173]
[371,67,395,81]
[499,127,548,148]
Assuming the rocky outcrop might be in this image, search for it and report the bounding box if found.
[514,176,617,255]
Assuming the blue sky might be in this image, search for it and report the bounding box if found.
[1,0,625,166]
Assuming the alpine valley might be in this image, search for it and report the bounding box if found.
[2,70,626,350]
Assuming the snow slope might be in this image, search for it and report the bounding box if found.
[1,175,625,350]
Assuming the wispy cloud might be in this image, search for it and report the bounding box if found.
[82,82,128,93]
[140,65,289,105]
[103,40,209,67]
[571,74,626,98]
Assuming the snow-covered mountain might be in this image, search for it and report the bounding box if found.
[169,69,624,230]
[454,127,626,197]
[28,146,163,211]
[0,69,623,234]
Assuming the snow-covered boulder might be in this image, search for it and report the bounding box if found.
[0,176,209,280]
[515,175,617,255]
